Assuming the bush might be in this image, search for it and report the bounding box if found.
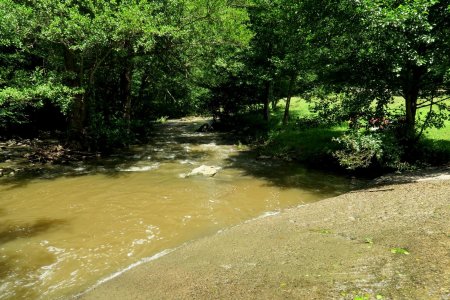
[86,114,135,151]
[333,130,409,170]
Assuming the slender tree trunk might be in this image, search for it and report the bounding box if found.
[121,46,134,135]
[122,65,133,133]
[64,47,86,148]
[271,99,278,110]
[263,80,273,121]
[69,94,86,141]
[283,75,295,125]
[138,71,149,101]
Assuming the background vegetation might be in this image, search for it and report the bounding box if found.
[1,0,449,170]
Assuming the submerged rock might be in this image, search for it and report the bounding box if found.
[0,168,16,177]
[187,165,221,177]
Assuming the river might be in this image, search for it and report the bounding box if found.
[0,118,357,299]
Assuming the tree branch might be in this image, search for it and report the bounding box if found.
[415,99,434,141]
[417,96,450,109]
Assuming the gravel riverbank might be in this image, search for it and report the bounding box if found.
[78,169,450,300]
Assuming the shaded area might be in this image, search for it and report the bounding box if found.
[0,218,68,244]
[413,138,450,166]
[371,164,450,186]
[224,154,362,197]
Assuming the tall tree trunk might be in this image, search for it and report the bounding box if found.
[403,66,424,143]
[283,75,295,126]
[263,80,273,121]
[404,91,417,140]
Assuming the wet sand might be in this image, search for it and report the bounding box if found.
[78,171,450,300]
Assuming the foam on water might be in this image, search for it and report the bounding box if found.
[75,248,176,297]
[116,164,160,172]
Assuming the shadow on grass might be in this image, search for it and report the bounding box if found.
[257,126,345,160]
[416,139,450,164]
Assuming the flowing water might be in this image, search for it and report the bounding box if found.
[0,119,357,299]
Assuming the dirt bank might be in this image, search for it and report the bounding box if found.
[78,170,450,300]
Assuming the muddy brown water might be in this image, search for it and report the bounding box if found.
[0,119,358,299]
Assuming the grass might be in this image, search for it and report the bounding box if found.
[254,97,346,166]
[389,96,450,163]
[260,125,345,161]
[275,96,449,141]
[278,97,316,118]
[389,96,450,141]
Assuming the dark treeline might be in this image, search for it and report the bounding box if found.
[1,0,449,167]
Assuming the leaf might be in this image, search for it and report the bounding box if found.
[364,237,373,244]
[391,247,410,255]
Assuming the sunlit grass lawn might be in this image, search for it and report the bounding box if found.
[389,96,449,141]
[261,98,346,160]
[272,96,449,142]
[261,96,449,163]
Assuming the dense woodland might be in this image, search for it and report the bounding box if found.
[1,0,449,170]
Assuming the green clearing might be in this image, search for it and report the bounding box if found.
[257,97,449,168]
[256,97,346,164]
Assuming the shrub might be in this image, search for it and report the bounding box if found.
[333,130,409,170]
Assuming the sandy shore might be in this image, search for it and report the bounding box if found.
[78,170,450,300]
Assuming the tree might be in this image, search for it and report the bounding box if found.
[0,1,75,132]
[228,0,309,123]
[0,0,252,148]
[300,0,450,143]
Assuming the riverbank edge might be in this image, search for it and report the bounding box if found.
[76,167,450,300]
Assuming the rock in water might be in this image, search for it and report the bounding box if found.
[187,165,221,177]
[196,122,214,132]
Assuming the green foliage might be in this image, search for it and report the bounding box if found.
[333,130,411,170]
[87,114,135,151]
[333,132,384,170]
[0,0,252,146]
[300,0,450,142]
[156,116,169,124]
